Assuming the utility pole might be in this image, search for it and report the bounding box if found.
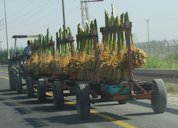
[61,0,66,32]
[81,1,89,27]
[80,0,104,27]
[0,20,3,51]
[145,19,150,54]
[0,41,2,48]
[145,19,150,43]
[4,0,9,59]
[0,41,2,51]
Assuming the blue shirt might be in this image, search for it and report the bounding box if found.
[23,46,31,56]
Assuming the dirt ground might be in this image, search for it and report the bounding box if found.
[168,93,178,106]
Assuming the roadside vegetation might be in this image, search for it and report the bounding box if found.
[0,49,8,64]
[165,83,178,94]
[144,56,178,69]
[0,48,23,64]
[144,55,178,94]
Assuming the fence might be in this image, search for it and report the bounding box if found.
[136,39,178,60]
[133,68,178,84]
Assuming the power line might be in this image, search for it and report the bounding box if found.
[8,0,33,17]
[8,0,47,25]
[8,0,60,28]
[8,4,59,30]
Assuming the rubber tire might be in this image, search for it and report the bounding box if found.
[9,69,16,91]
[16,76,23,94]
[76,82,90,119]
[26,76,34,98]
[8,62,16,91]
[151,79,167,113]
[37,79,46,103]
[118,100,127,104]
[9,65,18,91]
[53,81,64,109]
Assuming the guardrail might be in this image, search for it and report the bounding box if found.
[0,65,8,67]
[0,65,177,83]
[134,68,178,83]
[0,65,8,72]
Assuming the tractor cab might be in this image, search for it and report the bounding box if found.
[8,34,42,93]
[10,34,42,60]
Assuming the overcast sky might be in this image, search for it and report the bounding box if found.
[0,0,178,49]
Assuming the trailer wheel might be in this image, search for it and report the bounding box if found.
[76,82,90,119]
[37,79,46,103]
[53,81,64,109]
[151,79,167,113]
[16,76,23,94]
[26,76,34,98]
[118,100,127,104]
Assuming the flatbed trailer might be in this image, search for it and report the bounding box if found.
[8,18,167,120]
[36,21,167,119]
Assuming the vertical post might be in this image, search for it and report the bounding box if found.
[124,22,133,81]
[146,19,150,54]
[124,21,136,97]
[4,0,9,59]
[93,30,98,62]
[146,19,150,43]
[0,41,1,64]
[14,38,17,56]
[85,2,89,24]
[81,0,84,27]
[0,41,2,51]
[52,42,55,59]
[70,41,74,57]
[62,0,66,33]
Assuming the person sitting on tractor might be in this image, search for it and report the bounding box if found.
[23,40,31,60]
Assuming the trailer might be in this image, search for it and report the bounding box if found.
[43,20,167,119]
[36,34,75,104]
[10,10,167,120]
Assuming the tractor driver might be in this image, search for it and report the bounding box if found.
[23,40,31,60]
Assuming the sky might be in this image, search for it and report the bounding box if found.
[0,0,178,49]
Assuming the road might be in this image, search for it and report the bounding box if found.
[0,72,178,128]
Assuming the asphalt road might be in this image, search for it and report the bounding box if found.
[0,72,178,128]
